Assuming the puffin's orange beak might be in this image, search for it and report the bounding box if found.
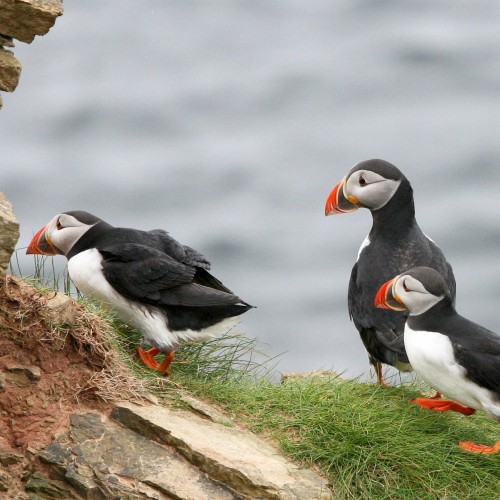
[374,276,407,311]
[26,225,60,256]
[325,177,359,216]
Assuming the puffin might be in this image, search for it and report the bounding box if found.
[27,211,253,375]
[374,266,500,454]
[325,159,456,385]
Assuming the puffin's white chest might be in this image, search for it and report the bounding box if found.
[68,249,162,339]
[67,249,237,351]
[404,324,500,418]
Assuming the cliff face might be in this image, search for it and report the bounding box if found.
[0,0,63,108]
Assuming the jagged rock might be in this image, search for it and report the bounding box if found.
[0,450,24,466]
[6,364,41,386]
[0,0,63,44]
[0,47,21,91]
[0,33,14,47]
[0,192,20,275]
[45,292,80,325]
[113,402,331,500]
[0,469,12,491]
[25,472,77,499]
[41,411,237,500]
[7,364,41,381]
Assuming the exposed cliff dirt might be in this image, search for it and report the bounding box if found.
[0,277,114,497]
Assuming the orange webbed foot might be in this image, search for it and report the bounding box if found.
[409,397,476,416]
[137,347,160,370]
[137,347,175,377]
[459,439,500,454]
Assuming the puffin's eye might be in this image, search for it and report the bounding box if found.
[359,176,367,186]
[403,280,409,292]
[56,218,63,230]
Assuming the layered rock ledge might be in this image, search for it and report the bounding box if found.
[0,0,63,108]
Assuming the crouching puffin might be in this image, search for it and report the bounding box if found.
[375,267,500,454]
[325,159,456,385]
[27,211,253,376]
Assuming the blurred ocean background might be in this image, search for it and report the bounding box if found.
[2,0,500,379]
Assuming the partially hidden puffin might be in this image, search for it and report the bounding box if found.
[325,159,456,384]
[27,211,253,375]
[375,266,500,454]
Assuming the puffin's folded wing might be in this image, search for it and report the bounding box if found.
[454,333,500,395]
[158,283,246,307]
[148,229,211,269]
[100,243,196,302]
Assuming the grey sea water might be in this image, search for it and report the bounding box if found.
[2,0,500,379]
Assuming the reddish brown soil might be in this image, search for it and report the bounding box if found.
[0,277,112,496]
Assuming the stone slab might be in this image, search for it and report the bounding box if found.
[0,47,21,91]
[40,411,236,500]
[113,402,331,500]
[0,0,63,44]
[0,193,20,275]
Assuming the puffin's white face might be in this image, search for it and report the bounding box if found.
[44,213,96,256]
[345,169,401,211]
[392,275,444,316]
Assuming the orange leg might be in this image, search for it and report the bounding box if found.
[409,397,476,416]
[374,362,389,387]
[158,351,175,377]
[137,347,160,370]
[458,439,500,454]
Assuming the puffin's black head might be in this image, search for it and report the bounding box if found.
[27,211,107,257]
[375,266,452,316]
[63,210,103,226]
[325,159,412,215]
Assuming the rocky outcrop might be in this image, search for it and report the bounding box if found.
[37,403,330,500]
[0,192,19,275]
[0,0,63,108]
[0,0,63,43]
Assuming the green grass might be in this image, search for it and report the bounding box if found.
[15,255,500,499]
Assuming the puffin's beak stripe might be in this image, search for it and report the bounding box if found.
[26,225,59,256]
[325,177,359,216]
[374,276,407,312]
[393,292,404,306]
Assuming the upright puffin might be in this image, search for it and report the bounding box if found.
[375,266,500,454]
[325,159,456,384]
[27,211,253,375]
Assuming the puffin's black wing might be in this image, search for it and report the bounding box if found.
[100,243,195,299]
[148,229,211,269]
[147,229,232,293]
[451,319,500,396]
[100,243,244,308]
